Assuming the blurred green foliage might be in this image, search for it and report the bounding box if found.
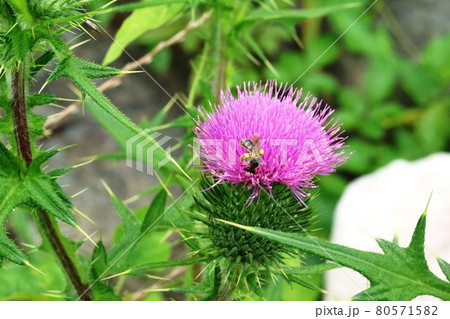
[89,0,450,299]
[1,0,449,301]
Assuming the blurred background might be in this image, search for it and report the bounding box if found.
[5,0,449,300]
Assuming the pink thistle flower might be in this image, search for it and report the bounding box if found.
[193,81,349,204]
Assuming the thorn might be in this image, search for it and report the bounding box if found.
[74,224,97,247]
[24,260,46,276]
[100,0,117,10]
[78,23,96,40]
[48,103,65,109]
[154,171,174,201]
[72,206,95,224]
[21,243,38,249]
[357,226,377,241]
[72,157,95,169]
[69,38,92,50]
[54,97,80,102]
[120,70,143,74]
[101,269,131,281]
[423,191,433,216]
[57,144,77,152]
[143,288,169,293]
[71,188,89,199]
[101,179,113,196]
[215,218,251,231]
[38,80,49,94]
[143,274,169,281]
[67,82,81,96]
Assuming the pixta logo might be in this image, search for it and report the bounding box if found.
[126,129,172,175]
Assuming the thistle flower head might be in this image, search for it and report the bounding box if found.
[194,81,348,203]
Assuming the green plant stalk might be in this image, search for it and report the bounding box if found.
[11,61,92,301]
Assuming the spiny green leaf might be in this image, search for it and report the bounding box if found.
[130,256,208,273]
[89,240,120,300]
[0,146,77,265]
[222,211,450,301]
[9,27,31,62]
[23,175,76,225]
[111,193,141,238]
[104,186,145,274]
[141,188,167,232]
[0,233,27,265]
[47,167,73,179]
[26,94,57,108]
[107,191,141,270]
[0,142,19,176]
[91,240,108,275]
[436,258,450,282]
[48,56,120,81]
[27,150,58,173]
[6,0,33,25]
[277,263,339,276]
[91,282,121,301]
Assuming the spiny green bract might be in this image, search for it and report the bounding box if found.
[193,178,313,287]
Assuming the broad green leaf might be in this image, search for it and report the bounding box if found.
[222,211,450,301]
[365,56,396,102]
[95,0,192,14]
[128,231,171,267]
[398,59,441,104]
[422,33,450,83]
[103,3,185,65]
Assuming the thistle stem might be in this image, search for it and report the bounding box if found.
[11,62,92,301]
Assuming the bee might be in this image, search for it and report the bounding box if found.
[240,134,264,174]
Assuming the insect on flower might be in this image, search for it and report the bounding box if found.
[194,80,349,204]
[240,134,264,174]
